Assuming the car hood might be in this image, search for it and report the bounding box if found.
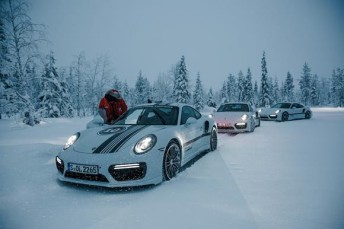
[213,112,248,122]
[260,108,279,114]
[72,125,167,154]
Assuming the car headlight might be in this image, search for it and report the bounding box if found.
[275,109,280,114]
[64,132,80,150]
[241,114,248,121]
[134,134,157,154]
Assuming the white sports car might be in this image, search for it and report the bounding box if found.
[56,103,218,188]
[259,102,312,121]
[212,102,260,133]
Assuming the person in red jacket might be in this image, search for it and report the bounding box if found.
[98,89,128,124]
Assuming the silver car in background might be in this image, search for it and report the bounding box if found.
[259,102,312,121]
[213,102,260,133]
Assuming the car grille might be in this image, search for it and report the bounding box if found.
[64,171,109,182]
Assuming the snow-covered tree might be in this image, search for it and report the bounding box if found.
[243,68,254,104]
[237,70,245,102]
[299,62,312,105]
[37,52,62,117]
[219,81,228,104]
[70,52,88,116]
[226,74,237,102]
[253,81,259,107]
[1,0,46,122]
[283,71,294,102]
[319,77,330,106]
[271,77,281,104]
[310,74,320,106]
[134,70,151,105]
[121,80,130,106]
[207,88,216,108]
[193,72,205,110]
[331,68,344,106]
[151,73,173,104]
[173,56,191,103]
[259,51,271,107]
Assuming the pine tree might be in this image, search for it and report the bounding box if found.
[310,74,320,106]
[226,74,237,102]
[207,88,216,108]
[253,81,259,107]
[319,77,330,106]
[173,56,191,103]
[284,71,294,102]
[193,72,205,111]
[134,70,151,105]
[331,68,344,106]
[243,68,254,104]
[299,62,312,105]
[237,70,245,102]
[121,81,130,105]
[259,51,271,107]
[220,81,228,104]
[272,77,281,104]
[152,73,173,104]
[37,52,62,118]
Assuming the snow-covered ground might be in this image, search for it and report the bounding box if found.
[1,108,344,229]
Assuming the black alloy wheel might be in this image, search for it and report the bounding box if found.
[282,112,289,122]
[163,141,181,180]
[210,127,218,151]
[305,111,311,119]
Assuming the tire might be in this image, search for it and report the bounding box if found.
[305,111,311,119]
[163,141,181,181]
[256,118,261,127]
[210,127,217,151]
[282,112,289,122]
[249,118,255,132]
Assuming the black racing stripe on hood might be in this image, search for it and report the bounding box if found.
[93,125,137,154]
[93,125,148,154]
[109,125,149,153]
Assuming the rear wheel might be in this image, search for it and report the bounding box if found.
[282,112,289,122]
[163,141,181,181]
[210,127,217,151]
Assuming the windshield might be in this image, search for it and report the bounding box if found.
[271,103,291,109]
[217,104,249,112]
[114,106,179,125]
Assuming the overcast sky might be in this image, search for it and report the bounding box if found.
[29,0,344,89]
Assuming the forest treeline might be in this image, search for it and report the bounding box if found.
[1,0,343,125]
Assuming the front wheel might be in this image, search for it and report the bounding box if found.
[305,111,311,119]
[163,141,181,181]
[281,112,289,122]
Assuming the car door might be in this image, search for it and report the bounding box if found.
[180,106,204,162]
[290,103,304,119]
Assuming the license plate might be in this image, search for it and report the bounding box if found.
[68,163,98,175]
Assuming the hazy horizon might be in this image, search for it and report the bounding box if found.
[29,0,344,89]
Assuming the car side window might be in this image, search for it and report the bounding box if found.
[295,103,303,108]
[181,106,201,125]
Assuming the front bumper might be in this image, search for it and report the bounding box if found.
[56,146,164,188]
[217,122,248,133]
[259,113,280,121]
